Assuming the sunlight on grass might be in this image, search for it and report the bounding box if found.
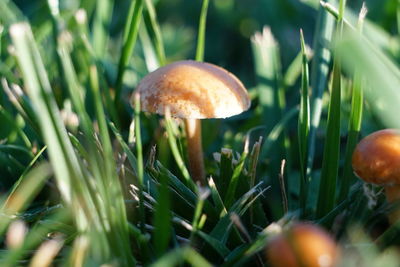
[0,0,400,266]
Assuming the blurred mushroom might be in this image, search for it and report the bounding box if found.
[136,60,250,184]
[352,129,400,223]
[266,223,340,267]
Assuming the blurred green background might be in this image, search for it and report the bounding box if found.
[10,0,398,87]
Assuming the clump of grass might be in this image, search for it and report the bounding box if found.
[0,0,400,266]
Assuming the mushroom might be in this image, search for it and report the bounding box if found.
[266,223,340,267]
[352,129,400,223]
[136,60,250,184]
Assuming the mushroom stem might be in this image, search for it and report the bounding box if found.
[184,118,205,185]
[384,185,400,223]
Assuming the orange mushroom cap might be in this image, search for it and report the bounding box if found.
[266,223,339,267]
[136,60,250,119]
[352,129,400,186]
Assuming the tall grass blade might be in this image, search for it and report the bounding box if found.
[251,27,283,133]
[251,27,287,183]
[306,0,335,179]
[114,0,143,105]
[57,32,94,136]
[153,169,172,256]
[337,32,400,129]
[164,111,195,190]
[92,0,113,57]
[0,0,24,24]
[189,187,209,242]
[283,48,311,88]
[133,93,146,232]
[144,0,166,66]
[89,66,136,265]
[338,4,366,203]
[139,25,160,72]
[316,0,346,219]
[298,29,310,213]
[10,23,79,203]
[195,0,209,62]
[224,153,247,209]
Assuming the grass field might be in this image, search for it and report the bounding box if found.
[1,0,400,266]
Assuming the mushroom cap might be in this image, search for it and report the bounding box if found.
[266,223,339,267]
[136,60,250,119]
[352,129,400,185]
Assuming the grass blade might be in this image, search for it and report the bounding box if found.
[164,110,195,191]
[316,0,346,219]
[10,22,79,203]
[114,0,143,105]
[3,146,47,208]
[89,66,136,265]
[251,27,283,132]
[337,24,400,129]
[224,152,247,209]
[189,187,209,242]
[143,0,166,66]
[195,0,209,61]
[153,169,172,256]
[298,29,310,214]
[338,4,366,203]
[0,162,52,235]
[92,0,113,57]
[306,0,335,179]
[133,93,146,232]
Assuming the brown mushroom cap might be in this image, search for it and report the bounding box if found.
[266,223,339,267]
[136,60,250,119]
[352,129,400,185]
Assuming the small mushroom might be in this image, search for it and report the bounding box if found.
[136,60,250,184]
[352,129,400,223]
[266,223,340,267]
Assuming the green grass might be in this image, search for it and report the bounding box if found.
[1,0,400,266]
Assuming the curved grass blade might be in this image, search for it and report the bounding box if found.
[0,162,52,235]
[3,146,47,208]
[164,110,195,191]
